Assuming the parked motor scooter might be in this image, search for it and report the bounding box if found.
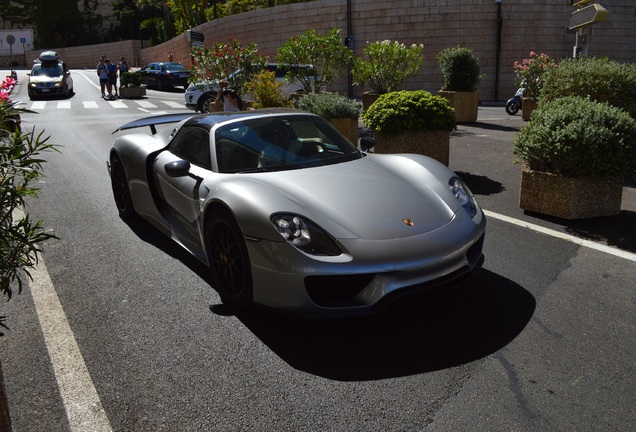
[505,87,526,115]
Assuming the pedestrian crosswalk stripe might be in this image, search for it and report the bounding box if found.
[27,100,186,111]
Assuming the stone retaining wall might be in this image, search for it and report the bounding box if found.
[24,0,636,102]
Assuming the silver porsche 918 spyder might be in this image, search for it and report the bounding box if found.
[108,109,486,316]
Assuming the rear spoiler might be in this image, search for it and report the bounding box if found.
[112,113,198,135]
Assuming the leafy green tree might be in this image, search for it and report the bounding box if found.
[276,28,353,93]
[166,0,210,34]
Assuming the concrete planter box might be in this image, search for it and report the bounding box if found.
[374,130,450,166]
[329,117,359,147]
[519,165,623,219]
[437,91,479,123]
[522,98,538,121]
[362,92,380,112]
[119,86,146,99]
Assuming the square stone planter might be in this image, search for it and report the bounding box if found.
[522,98,538,121]
[374,130,450,166]
[119,86,146,99]
[329,117,359,147]
[437,91,479,123]
[519,165,623,219]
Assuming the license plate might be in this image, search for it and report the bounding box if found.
[41,89,50,92]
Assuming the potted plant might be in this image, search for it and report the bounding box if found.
[513,51,555,120]
[295,92,362,145]
[513,96,636,219]
[351,40,425,111]
[436,46,484,123]
[362,90,456,165]
[119,71,146,98]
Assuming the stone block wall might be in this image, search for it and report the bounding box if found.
[23,0,636,102]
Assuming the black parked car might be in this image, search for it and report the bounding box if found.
[138,62,190,90]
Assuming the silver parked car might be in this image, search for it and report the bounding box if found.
[27,51,73,99]
[108,109,486,316]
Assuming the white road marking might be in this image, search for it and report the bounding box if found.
[30,101,46,110]
[162,100,186,109]
[484,209,636,262]
[83,101,99,109]
[57,101,71,109]
[29,252,113,431]
[135,100,157,109]
[108,100,127,108]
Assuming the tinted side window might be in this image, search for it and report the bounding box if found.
[169,126,211,169]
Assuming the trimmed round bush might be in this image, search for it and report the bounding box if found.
[540,57,636,119]
[513,96,636,178]
[362,90,456,135]
[437,46,483,92]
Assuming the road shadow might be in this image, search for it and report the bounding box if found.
[452,121,521,135]
[455,171,506,196]
[527,209,636,253]
[122,215,213,284]
[234,270,535,381]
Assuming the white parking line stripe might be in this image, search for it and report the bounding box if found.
[484,209,636,262]
[29,252,113,431]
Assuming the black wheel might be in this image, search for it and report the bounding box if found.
[110,155,135,218]
[505,100,519,116]
[205,209,253,309]
[198,93,216,113]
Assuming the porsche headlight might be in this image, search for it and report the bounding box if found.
[272,214,342,256]
[449,177,478,218]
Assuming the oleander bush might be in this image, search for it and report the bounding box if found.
[295,93,361,120]
[1,84,58,311]
[540,57,636,119]
[362,90,456,135]
[513,96,636,178]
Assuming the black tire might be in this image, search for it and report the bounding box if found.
[205,209,253,309]
[110,155,136,219]
[198,93,215,113]
[505,100,519,116]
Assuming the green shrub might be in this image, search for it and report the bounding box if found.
[513,96,636,178]
[437,46,483,92]
[246,69,291,108]
[295,93,361,120]
[120,71,141,87]
[540,57,636,119]
[362,90,456,135]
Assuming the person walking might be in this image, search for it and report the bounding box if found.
[117,56,129,89]
[105,59,118,99]
[168,51,174,62]
[97,58,109,98]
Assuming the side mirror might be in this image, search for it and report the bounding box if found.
[164,159,191,177]
[360,136,376,153]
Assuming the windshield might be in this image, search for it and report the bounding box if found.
[165,63,187,72]
[214,115,361,174]
[31,63,63,77]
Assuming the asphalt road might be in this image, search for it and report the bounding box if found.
[0,69,635,431]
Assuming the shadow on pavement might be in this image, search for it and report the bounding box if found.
[235,270,535,381]
[456,171,506,196]
[527,209,636,253]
